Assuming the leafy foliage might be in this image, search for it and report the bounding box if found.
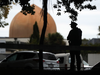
[82,38,100,47]
[53,0,96,21]
[0,5,12,27]
[0,0,35,27]
[0,0,35,15]
[44,32,66,46]
[29,22,40,45]
[29,27,66,46]
[0,21,9,28]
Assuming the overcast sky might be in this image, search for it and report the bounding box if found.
[0,0,100,39]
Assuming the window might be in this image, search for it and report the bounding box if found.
[43,54,56,60]
[58,57,64,64]
[7,54,17,62]
[17,53,38,60]
[68,56,71,64]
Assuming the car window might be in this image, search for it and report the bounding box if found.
[58,57,64,64]
[68,56,71,64]
[6,53,18,62]
[43,54,56,60]
[17,53,38,60]
[83,60,89,66]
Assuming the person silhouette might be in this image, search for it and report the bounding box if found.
[67,21,82,71]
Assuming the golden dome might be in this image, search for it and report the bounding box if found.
[9,4,57,38]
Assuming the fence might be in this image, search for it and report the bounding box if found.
[0,43,100,51]
[0,43,100,70]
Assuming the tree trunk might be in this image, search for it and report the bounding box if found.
[39,0,48,70]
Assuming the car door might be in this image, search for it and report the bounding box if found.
[0,53,18,68]
[6,53,25,68]
[0,52,39,69]
[15,52,39,68]
[0,53,31,68]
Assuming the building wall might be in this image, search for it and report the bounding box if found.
[88,54,100,66]
[0,38,29,43]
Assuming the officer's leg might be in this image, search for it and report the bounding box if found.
[76,51,81,71]
[70,51,75,71]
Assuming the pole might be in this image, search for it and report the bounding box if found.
[39,0,48,70]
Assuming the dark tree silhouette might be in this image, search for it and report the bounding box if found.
[29,22,39,45]
[0,0,35,16]
[47,32,66,46]
[0,5,12,27]
[39,0,48,70]
[54,0,96,21]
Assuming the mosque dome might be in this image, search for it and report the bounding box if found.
[9,4,57,38]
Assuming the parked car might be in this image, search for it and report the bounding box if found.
[83,60,92,70]
[55,53,84,71]
[0,51,60,70]
[91,62,100,71]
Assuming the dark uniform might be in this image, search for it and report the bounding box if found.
[67,22,82,71]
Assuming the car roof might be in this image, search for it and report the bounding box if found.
[16,50,38,53]
[55,53,70,57]
[15,50,54,55]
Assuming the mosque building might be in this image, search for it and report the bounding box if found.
[0,4,57,55]
[9,4,57,38]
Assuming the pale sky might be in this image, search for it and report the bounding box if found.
[0,0,100,39]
